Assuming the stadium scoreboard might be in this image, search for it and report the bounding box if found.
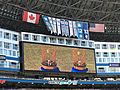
[21,42,96,73]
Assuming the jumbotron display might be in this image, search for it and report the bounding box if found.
[23,42,96,73]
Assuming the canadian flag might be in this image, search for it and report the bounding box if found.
[22,11,40,24]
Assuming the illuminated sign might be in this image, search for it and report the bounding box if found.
[109,63,120,67]
[0,80,6,84]
[48,80,78,85]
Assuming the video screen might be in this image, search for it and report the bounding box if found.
[23,43,96,73]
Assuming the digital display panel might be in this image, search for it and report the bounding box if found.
[23,43,96,73]
[109,63,120,67]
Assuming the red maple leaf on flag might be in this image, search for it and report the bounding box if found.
[23,11,40,24]
[29,14,35,20]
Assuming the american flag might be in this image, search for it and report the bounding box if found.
[89,23,105,32]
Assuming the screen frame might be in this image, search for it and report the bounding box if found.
[20,41,97,76]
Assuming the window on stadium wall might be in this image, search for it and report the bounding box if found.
[0,28,20,71]
[95,42,120,74]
